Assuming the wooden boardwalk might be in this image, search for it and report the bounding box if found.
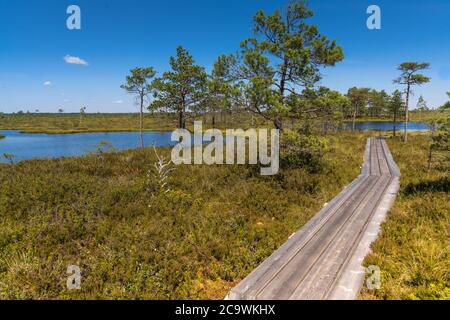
[227,138,400,300]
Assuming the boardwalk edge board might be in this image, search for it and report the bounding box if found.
[328,176,400,300]
[226,138,401,300]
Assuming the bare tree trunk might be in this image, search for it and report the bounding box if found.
[275,55,288,132]
[178,111,183,129]
[393,108,397,137]
[178,106,186,129]
[404,83,410,143]
[352,109,357,132]
[274,118,283,130]
[279,55,288,98]
[139,92,145,149]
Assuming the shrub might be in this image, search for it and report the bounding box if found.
[280,129,329,172]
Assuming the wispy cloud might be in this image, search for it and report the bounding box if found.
[114,100,124,104]
[64,55,89,66]
[43,81,52,86]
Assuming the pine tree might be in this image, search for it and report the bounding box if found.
[394,62,431,142]
[150,46,207,129]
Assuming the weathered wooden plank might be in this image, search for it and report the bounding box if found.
[370,138,381,176]
[328,176,400,300]
[254,177,378,300]
[380,139,401,177]
[226,138,400,300]
[375,138,390,175]
[290,176,392,300]
[228,175,370,299]
[361,138,371,175]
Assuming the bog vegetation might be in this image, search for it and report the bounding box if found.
[0,0,448,300]
[0,133,367,299]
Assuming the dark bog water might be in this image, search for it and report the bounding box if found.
[0,121,430,163]
[0,130,177,163]
[347,121,429,132]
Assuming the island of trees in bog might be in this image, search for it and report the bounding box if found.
[0,1,448,300]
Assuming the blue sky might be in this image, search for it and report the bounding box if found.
[0,0,449,113]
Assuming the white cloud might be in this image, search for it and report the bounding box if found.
[114,100,124,104]
[64,55,89,66]
[43,81,52,86]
